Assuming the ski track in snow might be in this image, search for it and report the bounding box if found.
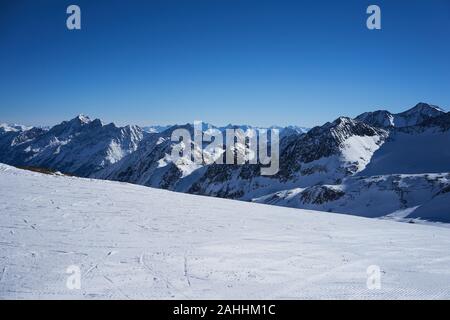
[0,164,450,299]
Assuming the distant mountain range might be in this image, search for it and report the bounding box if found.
[0,115,145,176]
[1,102,449,222]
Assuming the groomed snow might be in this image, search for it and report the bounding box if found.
[1,163,450,299]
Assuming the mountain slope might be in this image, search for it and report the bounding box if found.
[0,123,33,133]
[91,103,450,221]
[184,117,388,200]
[359,126,450,176]
[0,115,146,176]
[1,164,450,299]
[254,173,450,221]
[355,102,445,128]
[93,124,204,189]
[1,102,449,223]
[253,110,450,222]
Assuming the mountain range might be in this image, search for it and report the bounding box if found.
[1,102,449,222]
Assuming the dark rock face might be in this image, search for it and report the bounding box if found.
[417,112,450,131]
[277,117,387,180]
[300,186,345,205]
[355,110,394,128]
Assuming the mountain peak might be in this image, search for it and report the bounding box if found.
[401,102,445,115]
[328,116,364,129]
[333,116,354,124]
[74,114,91,124]
[355,102,445,128]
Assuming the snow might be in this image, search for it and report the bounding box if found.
[0,123,32,133]
[76,114,91,124]
[408,191,450,222]
[106,140,125,164]
[360,128,450,176]
[254,173,450,221]
[142,125,172,134]
[339,135,384,172]
[383,206,420,221]
[1,164,450,299]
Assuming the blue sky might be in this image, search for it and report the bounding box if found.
[1,0,449,127]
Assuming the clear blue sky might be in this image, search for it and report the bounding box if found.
[1,0,449,127]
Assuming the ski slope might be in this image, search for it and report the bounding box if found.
[1,164,450,299]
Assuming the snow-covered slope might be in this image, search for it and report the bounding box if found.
[359,127,450,176]
[254,173,450,222]
[1,164,450,299]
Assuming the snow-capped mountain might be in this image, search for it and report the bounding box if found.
[94,122,310,192]
[215,124,309,139]
[95,114,389,201]
[97,102,449,222]
[0,123,33,133]
[142,125,172,134]
[142,123,309,136]
[0,126,48,160]
[93,124,204,189]
[359,114,450,176]
[355,102,445,128]
[1,102,449,222]
[277,125,309,138]
[254,105,450,221]
[0,115,147,176]
[182,116,388,200]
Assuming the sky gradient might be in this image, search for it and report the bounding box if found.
[1,0,450,127]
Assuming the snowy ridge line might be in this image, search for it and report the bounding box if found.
[1,102,450,222]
